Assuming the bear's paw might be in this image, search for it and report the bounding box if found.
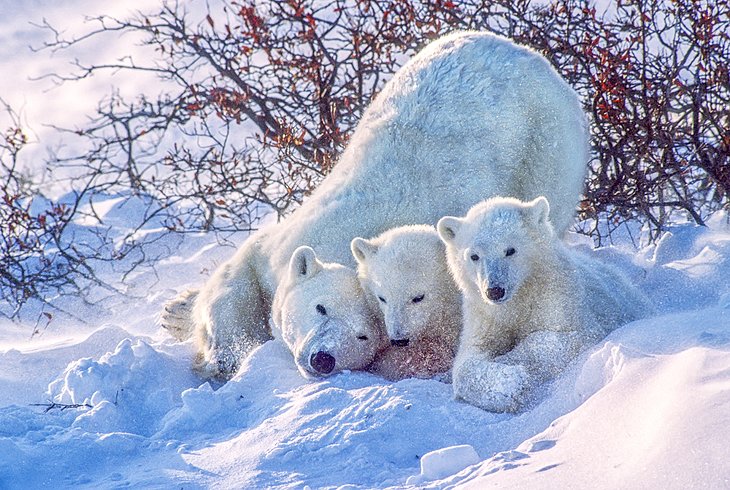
[453,358,530,413]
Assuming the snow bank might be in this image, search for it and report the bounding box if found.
[442,315,730,488]
[49,337,199,436]
[1,204,729,489]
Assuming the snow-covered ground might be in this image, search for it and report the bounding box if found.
[3,2,730,488]
[1,192,729,488]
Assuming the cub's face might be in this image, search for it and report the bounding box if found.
[274,246,385,378]
[351,229,455,346]
[438,197,553,305]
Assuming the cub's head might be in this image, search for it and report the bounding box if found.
[272,246,386,378]
[351,225,458,347]
[437,196,554,305]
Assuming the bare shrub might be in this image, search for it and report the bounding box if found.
[0,100,99,319]
[4,0,727,316]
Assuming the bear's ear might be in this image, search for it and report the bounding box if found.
[289,246,323,282]
[526,196,551,225]
[351,237,378,264]
[437,216,463,243]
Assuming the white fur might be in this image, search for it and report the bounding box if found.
[438,196,652,413]
[271,246,386,378]
[351,225,461,380]
[161,289,198,342]
[166,31,589,378]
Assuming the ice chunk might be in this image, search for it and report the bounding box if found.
[406,444,480,485]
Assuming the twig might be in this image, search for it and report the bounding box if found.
[30,400,93,413]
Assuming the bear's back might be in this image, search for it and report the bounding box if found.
[261,31,587,279]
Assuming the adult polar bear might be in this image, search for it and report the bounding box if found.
[178,31,589,378]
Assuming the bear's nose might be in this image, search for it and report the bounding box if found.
[486,286,506,301]
[310,351,336,374]
[391,338,410,347]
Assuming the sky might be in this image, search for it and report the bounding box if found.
[0,0,165,175]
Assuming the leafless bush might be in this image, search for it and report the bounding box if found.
[30,400,93,412]
[34,1,481,231]
[0,100,182,320]
[497,0,729,243]
[4,0,728,316]
[1,100,97,319]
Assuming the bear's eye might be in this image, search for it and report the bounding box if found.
[357,335,369,341]
[378,296,387,303]
[316,304,327,315]
[470,253,480,262]
[412,294,425,303]
[505,247,516,257]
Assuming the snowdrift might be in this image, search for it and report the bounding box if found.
[1,196,729,488]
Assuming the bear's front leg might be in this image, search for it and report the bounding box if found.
[193,286,248,378]
[193,257,273,379]
[452,353,532,413]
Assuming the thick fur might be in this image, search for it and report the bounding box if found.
[161,289,198,342]
[351,225,461,380]
[164,31,589,378]
[438,196,652,413]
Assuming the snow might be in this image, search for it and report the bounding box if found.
[446,327,730,489]
[1,205,729,488]
[407,445,481,485]
[3,3,730,489]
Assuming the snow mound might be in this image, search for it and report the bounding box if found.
[0,325,132,406]
[445,342,730,489]
[645,216,730,311]
[572,341,646,402]
[49,337,199,436]
[0,211,729,488]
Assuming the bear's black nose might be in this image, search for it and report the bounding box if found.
[310,351,336,374]
[391,338,410,347]
[487,286,506,301]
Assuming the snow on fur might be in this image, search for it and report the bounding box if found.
[352,225,461,380]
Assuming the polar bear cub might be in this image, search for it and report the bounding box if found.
[272,246,387,378]
[437,196,651,412]
[351,225,461,380]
